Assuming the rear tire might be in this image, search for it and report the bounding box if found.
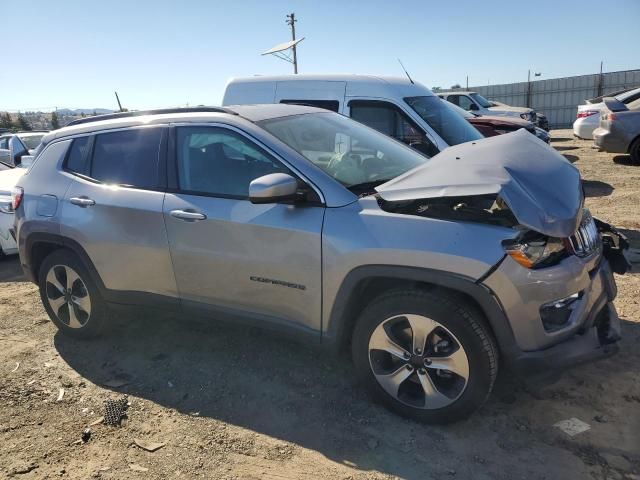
[630,137,640,165]
[352,288,498,424]
[38,249,108,339]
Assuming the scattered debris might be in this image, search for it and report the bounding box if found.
[44,362,53,368]
[7,461,38,476]
[89,416,104,427]
[56,388,65,402]
[26,379,36,385]
[103,396,129,426]
[554,418,591,436]
[134,438,166,452]
[81,428,91,443]
[594,414,609,423]
[129,464,149,472]
[11,362,20,373]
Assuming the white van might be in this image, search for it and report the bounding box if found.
[222,75,483,155]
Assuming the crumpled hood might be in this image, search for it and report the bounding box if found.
[376,130,583,238]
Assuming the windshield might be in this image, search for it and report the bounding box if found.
[18,134,44,150]
[404,96,483,146]
[259,112,428,189]
[470,93,493,108]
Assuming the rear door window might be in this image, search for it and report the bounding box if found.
[90,127,163,189]
[65,136,92,175]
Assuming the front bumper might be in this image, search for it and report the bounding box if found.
[482,222,627,374]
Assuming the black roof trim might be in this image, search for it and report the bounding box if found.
[65,107,237,127]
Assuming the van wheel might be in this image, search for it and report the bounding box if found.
[38,249,108,339]
[352,289,498,424]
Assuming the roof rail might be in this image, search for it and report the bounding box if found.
[65,107,236,127]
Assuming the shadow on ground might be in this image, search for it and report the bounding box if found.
[613,155,639,166]
[582,179,614,197]
[0,257,27,283]
[52,308,640,479]
[550,137,573,142]
[554,145,579,152]
[563,154,579,163]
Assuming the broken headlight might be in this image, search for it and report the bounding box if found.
[502,234,567,269]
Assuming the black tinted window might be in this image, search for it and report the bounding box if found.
[91,128,162,188]
[176,127,289,197]
[280,99,340,112]
[349,100,437,154]
[66,136,91,174]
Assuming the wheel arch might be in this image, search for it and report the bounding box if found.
[323,265,519,359]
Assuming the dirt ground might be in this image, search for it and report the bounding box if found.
[1,129,639,480]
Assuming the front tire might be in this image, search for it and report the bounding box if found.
[352,288,498,424]
[38,249,108,339]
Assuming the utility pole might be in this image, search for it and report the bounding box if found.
[466,75,469,90]
[286,13,298,74]
[597,61,604,97]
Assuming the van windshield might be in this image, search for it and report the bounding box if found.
[259,112,428,191]
[404,96,483,146]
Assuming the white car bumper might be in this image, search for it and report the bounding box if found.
[573,113,600,139]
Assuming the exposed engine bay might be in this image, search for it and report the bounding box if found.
[377,193,518,228]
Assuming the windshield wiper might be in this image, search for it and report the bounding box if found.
[347,179,389,196]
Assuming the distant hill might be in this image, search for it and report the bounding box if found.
[56,108,114,115]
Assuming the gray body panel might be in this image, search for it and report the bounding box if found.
[321,197,516,333]
[163,193,324,331]
[60,177,177,297]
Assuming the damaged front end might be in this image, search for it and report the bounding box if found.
[594,218,631,274]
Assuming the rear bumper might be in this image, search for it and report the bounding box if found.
[593,127,628,153]
[573,116,598,140]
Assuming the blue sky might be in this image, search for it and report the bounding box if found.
[3,0,639,111]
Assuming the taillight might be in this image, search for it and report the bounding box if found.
[576,110,598,119]
[603,113,617,121]
[11,187,24,211]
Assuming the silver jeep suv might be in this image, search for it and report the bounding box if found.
[12,105,629,423]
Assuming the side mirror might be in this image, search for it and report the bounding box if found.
[249,173,299,204]
[469,103,480,111]
[0,148,12,166]
[20,155,35,168]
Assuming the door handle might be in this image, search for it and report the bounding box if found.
[170,209,207,221]
[69,196,95,207]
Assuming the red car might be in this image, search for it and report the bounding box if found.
[448,102,549,143]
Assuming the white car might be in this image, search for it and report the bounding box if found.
[0,168,28,256]
[0,132,43,257]
[437,91,537,123]
[573,87,640,140]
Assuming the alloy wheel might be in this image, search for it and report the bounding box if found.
[368,314,470,409]
[45,265,91,329]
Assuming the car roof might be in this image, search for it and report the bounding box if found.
[40,104,327,144]
[227,73,416,87]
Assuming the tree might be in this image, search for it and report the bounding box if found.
[0,112,12,129]
[51,111,60,130]
[16,112,32,131]
[450,83,461,89]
